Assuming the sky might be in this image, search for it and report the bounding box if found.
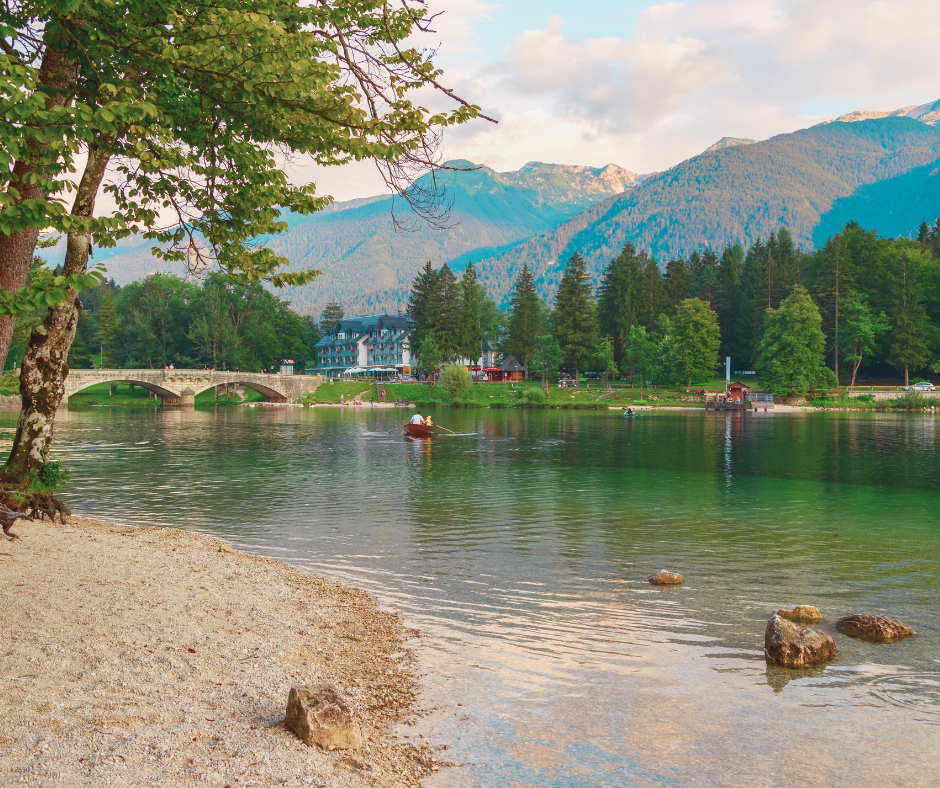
[302,0,940,202]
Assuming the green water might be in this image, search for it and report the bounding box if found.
[17,406,940,787]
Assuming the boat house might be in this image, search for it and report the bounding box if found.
[706,381,774,411]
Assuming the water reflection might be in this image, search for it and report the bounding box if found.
[10,406,940,787]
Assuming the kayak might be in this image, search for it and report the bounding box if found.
[623,411,641,418]
[406,422,435,438]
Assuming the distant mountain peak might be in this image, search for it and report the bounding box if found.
[703,137,759,154]
[830,99,940,126]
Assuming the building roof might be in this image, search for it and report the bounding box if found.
[728,380,751,389]
[501,357,524,372]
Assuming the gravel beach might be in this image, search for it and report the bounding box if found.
[0,517,444,787]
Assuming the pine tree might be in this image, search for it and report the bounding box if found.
[917,220,930,252]
[435,264,461,361]
[459,263,482,363]
[319,301,344,335]
[888,250,930,387]
[552,252,598,381]
[406,261,440,354]
[661,259,690,316]
[716,243,742,361]
[506,264,540,380]
[95,287,120,368]
[597,243,643,363]
[813,234,856,382]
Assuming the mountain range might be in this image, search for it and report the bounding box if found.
[79,98,940,314]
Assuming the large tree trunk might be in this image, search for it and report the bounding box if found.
[4,146,110,485]
[0,41,78,371]
[905,365,910,388]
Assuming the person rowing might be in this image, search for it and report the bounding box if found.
[410,410,425,426]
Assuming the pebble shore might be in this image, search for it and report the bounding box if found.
[0,517,443,787]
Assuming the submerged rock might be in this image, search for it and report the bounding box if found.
[835,614,915,643]
[777,605,823,625]
[648,570,685,586]
[285,684,363,750]
[764,614,839,668]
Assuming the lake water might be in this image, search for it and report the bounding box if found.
[11,406,940,787]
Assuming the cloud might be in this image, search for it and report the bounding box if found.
[429,0,940,175]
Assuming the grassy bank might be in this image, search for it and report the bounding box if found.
[305,379,712,409]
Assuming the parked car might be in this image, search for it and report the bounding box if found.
[907,381,936,391]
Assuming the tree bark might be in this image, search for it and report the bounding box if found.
[0,40,78,371]
[4,146,111,480]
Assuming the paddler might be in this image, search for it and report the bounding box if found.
[410,410,425,425]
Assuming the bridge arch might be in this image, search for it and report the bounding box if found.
[66,375,180,401]
[191,380,289,403]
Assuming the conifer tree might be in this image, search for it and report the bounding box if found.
[918,221,931,252]
[406,261,440,354]
[552,252,598,381]
[506,264,540,380]
[662,259,691,316]
[435,264,461,361]
[95,288,120,368]
[597,243,643,363]
[459,263,483,364]
[717,243,743,361]
[889,250,930,386]
[319,301,344,334]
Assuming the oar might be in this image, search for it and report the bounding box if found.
[433,424,456,435]
[386,421,410,433]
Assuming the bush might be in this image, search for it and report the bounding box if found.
[892,390,931,409]
[438,364,471,401]
[0,370,19,396]
[524,387,548,404]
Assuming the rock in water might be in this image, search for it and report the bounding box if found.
[285,685,363,750]
[835,614,915,643]
[777,605,823,625]
[648,570,685,586]
[764,614,839,668]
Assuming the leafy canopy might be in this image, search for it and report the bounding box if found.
[0,0,482,313]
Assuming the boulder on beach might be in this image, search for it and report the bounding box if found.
[777,605,823,625]
[648,570,685,586]
[285,684,363,750]
[835,614,915,643]
[764,614,839,668]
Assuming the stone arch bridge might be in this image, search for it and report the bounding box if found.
[61,369,324,407]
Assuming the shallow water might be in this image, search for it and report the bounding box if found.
[12,406,940,787]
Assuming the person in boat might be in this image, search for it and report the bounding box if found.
[623,407,635,416]
[426,415,433,427]
[410,410,425,425]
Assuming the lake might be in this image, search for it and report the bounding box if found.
[11,405,940,787]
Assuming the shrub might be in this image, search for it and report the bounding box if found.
[524,387,548,404]
[892,390,931,409]
[438,364,471,401]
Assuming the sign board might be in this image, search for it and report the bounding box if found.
[402,365,411,376]
[280,364,294,376]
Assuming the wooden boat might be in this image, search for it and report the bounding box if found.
[406,422,435,438]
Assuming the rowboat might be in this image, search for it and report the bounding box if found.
[406,422,435,438]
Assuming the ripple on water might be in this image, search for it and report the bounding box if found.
[22,406,940,787]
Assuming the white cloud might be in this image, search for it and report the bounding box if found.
[425,0,940,176]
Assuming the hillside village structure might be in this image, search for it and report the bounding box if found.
[314,314,414,377]
[313,313,497,378]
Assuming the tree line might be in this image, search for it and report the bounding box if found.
[406,217,940,393]
[7,270,321,373]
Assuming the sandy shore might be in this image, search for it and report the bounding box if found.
[0,517,445,787]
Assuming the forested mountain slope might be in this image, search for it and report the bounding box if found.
[477,117,940,306]
[269,161,639,315]
[74,161,638,316]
